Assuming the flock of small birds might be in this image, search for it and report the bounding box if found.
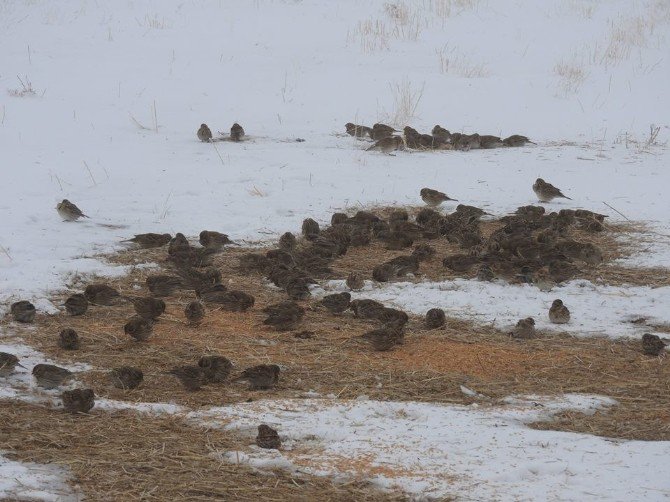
[346,122,535,154]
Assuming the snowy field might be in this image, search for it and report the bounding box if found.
[1,0,670,500]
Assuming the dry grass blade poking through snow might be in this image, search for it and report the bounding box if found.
[379,79,425,127]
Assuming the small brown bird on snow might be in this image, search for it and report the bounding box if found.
[548,299,570,324]
[345,122,373,139]
[230,123,245,141]
[320,292,351,314]
[421,187,457,207]
[32,364,73,389]
[197,123,213,142]
[367,135,404,154]
[533,178,571,202]
[346,272,365,291]
[256,424,281,449]
[57,199,89,221]
[0,352,25,376]
[122,233,172,249]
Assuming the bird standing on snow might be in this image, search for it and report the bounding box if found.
[197,123,213,142]
[0,352,25,376]
[57,199,89,221]
[256,424,281,449]
[32,364,73,389]
[533,178,572,202]
[346,272,365,291]
[366,136,404,154]
[122,233,172,249]
[230,123,245,141]
[345,122,373,139]
[503,135,535,147]
[548,299,570,324]
[420,187,457,207]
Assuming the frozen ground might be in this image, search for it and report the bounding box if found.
[1,0,670,499]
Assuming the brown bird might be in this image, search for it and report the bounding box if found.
[56,199,89,221]
[198,355,233,383]
[0,352,25,376]
[515,205,546,218]
[350,299,386,319]
[58,328,80,350]
[412,243,436,262]
[386,255,420,277]
[377,307,409,327]
[256,424,281,449]
[263,301,305,331]
[146,275,184,297]
[574,209,607,222]
[420,187,457,207]
[425,308,446,329]
[197,123,213,142]
[124,316,154,341]
[302,218,320,240]
[533,178,571,202]
[285,278,311,300]
[10,300,36,323]
[32,364,73,389]
[279,232,297,251]
[196,283,228,303]
[477,264,495,281]
[122,233,172,249]
[548,260,579,283]
[442,254,478,272]
[178,267,223,291]
[372,263,396,282]
[230,122,245,141]
[199,230,235,249]
[384,231,414,250]
[109,366,144,389]
[185,300,205,325]
[345,122,373,139]
[503,134,535,147]
[346,272,365,291]
[548,299,570,324]
[511,317,536,339]
[320,292,351,314]
[64,294,88,316]
[127,297,165,320]
[215,290,255,312]
[361,326,404,351]
[61,388,95,414]
[642,333,666,356]
[84,284,121,305]
[479,135,503,149]
[432,125,451,142]
[371,122,397,138]
[168,365,206,391]
[367,135,403,154]
[235,364,280,390]
[168,232,191,255]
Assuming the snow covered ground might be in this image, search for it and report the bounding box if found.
[2,0,670,499]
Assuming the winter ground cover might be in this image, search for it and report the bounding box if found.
[1,0,670,500]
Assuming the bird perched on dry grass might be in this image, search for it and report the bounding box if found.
[503,135,535,147]
[216,290,255,312]
[109,366,144,389]
[477,264,495,282]
[361,326,404,351]
[420,188,457,207]
[279,232,297,251]
[64,294,88,316]
[199,230,235,249]
[124,316,154,341]
[198,355,233,383]
[442,254,478,272]
[366,136,404,154]
[185,300,205,326]
[168,365,206,391]
[350,299,386,319]
[61,388,95,414]
[533,178,571,202]
[425,308,446,329]
[122,233,172,249]
[58,328,80,350]
[127,297,166,320]
[146,275,184,297]
[345,122,373,139]
[56,199,89,221]
[346,272,365,291]
[511,317,536,339]
[256,424,281,449]
[320,292,351,314]
[302,218,320,240]
[642,333,666,356]
[0,352,24,376]
[84,284,121,305]
[548,299,570,324]
[197,123,212,142]
[263,301,305,331]
[230,123,245,141]
[235,364,280,390]
[32,364,73,389]
[10,301,35,323]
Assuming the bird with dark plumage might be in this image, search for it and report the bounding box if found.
[479,135,503,149]
[371,123,397,140]
[642,333,666,356]
[58,328,80,350]
[64,294,88,316]
[196,283,228,303]
[230,123,245,141]
[279,232,297,251]
[511,317,536,339]
[350,299,386,319]
[345,123,373,139]
[235,364,280,390]
[0,352,24,376]
[33,364,73,389]
[216,290,255,312]
[84,284,121,305]
[263,301,305,331]
[168,233,191,255]
[199,230,235,249]
[346,272,365,291]
[122,233,172,249]
[477,264,495,282]
[421,188,457,207]
[320,292,351,314]
[197,123,213,142]
[548,299,570,324]
[256,424,281,449]
[442,254,478,272]
[185,300,205,326]
[372,263,396,282]
[366,135,403,154]
[127,297,165,320]
[533,178,571,202]
[11,301,35,323]
[361,326,404,351]
[124,316,154,341]
[110,366,144,389]
[377,307,409,327]
[412,243,436,262]
[169,365,206,391]
[425,308,446,329]
[61,388,95,414]
[56,199,89,221]
[503,134,535,147]
[146,275,184,297]
[198,355,233,383]
[302,218,320,240]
